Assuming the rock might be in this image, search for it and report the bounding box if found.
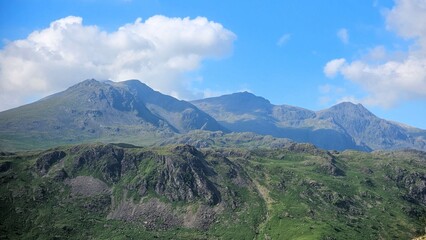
[108,198,182,230]
[388,167,426,204]
[316,161,345,176]
[405,173,426,204]
[36,150,66,175]
[68,176,110,197]
[0,161,12,172]
[72,144,124,183]
[53,169,68,181]
[155,146,221,205]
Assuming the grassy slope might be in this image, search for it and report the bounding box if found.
[239,150,425,239]
[0,144,425,239]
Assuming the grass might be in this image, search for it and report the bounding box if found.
[0,144,425,239]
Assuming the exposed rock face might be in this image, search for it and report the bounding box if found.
[317,161,345,177]
[155,145,221,205]
[388,167,426,204]
[52,168,68,181]
[322,154,345,177]
[71,144,124,183]
[66,144,222,206]
[401,172,426,204]
[36,150,66,175]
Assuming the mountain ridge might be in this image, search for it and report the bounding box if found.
[0,79,226,150]
[192,92,426,151]
[1,79,425,152]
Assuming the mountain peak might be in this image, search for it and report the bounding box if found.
[0,78,227,149]
[326,101,374,117]
[334,101,363,108]
[119,79,149,88]
[233,91,264,98]
[71,78,101,88]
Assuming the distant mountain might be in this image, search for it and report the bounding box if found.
[1,79,425,152]
[192,92,426,151]
[0,79,225,150]
[316,102,425,150]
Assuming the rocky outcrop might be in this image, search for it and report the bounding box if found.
[402,173,426,204]
[154,145,221,205]
[0,161,11,172]
[36,150,66,175]
[388,167,426,204]
[71,144,124,183]
[316,153,346,177]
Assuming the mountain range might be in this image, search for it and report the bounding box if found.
[1,79,425,151]
[192,92,426,151]
[1,79,426,239]
[0,79,225,150]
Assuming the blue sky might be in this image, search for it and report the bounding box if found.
[1,0,425,129]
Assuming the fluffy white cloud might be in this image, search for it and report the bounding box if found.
[324,58,346,78]
[324,0,426,108]
[337,28,349,44]
[386,0,426,44]
[0,15,236,111]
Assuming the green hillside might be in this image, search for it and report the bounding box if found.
[1,142,425,239]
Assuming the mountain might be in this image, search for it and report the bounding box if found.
[192,92,426,151]
[1,143,425,239]
[1,79,425,152]
[316,102,425,150]
[0,79,225,150]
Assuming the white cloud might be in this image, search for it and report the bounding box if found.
[324,58,346,78]
[386,0,426,43]
[324,0,426,108]
[337,28,349,44]
[365,46,388,61]
[0,15,236,111]
[277,33,291,47]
